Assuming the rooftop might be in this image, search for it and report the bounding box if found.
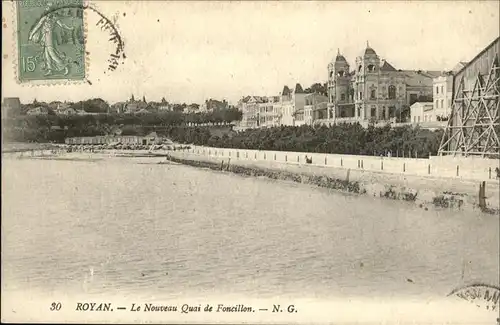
[364,41,377,56]
[403,70,442,87]
[334,49,347,63]
[364,47,377,56]
[294,83,305,94]
[380,60,397,72]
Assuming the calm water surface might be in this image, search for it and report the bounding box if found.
[2,157,499,302]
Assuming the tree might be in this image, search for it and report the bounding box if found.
[172,103,186,112]
[73,98,110,113]
[304,83,328,96]
[142,96,146,103]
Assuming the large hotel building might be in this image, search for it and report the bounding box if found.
[325,43,441,124]
[239,42,450,129]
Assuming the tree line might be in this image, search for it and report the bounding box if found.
[195,124,444,158]
[2,109,242,143]
[3,113,443,157]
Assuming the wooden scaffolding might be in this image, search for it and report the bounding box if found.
[438,56,500,158]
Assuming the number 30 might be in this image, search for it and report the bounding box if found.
[50,302,62,311]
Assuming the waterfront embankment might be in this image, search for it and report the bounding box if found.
[166,150,500,215]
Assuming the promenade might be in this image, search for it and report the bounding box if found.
[185,145,500,183]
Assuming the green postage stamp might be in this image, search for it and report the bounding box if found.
[16,0,86,82]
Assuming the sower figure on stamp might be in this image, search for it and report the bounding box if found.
[28,3,74,76]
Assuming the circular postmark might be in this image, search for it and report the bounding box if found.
[448,283,500,314]
[26,1,126,84]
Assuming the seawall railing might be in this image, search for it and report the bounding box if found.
[181,145,500,183]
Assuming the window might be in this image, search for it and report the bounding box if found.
[418,116,420,122]
[414,116,417,123]
[330,71,333,78]
[370,89,376,99]
[337,70,344,77]
[367,64,375,72]
[371,105,376,118]
[358,65,362,72]
[389,106,395,118]
[435,100,438,108]
[436,86,439,94]
[388,85,396,99]
[441,86,444,94]
[441,99,444,108]
[341,93,346,101]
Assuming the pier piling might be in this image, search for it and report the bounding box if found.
[478,181,486,210]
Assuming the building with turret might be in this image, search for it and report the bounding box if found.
[326,42,440,124]
[327,49,355,121]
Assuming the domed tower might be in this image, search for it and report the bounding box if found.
[328,49,351,118]
[356,41,380,75]
[355,41,381,120]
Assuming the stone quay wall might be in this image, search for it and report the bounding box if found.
[184,145,500,183]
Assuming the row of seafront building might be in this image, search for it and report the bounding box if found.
[237,41,471,129]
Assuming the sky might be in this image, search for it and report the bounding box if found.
[2,0,499,105]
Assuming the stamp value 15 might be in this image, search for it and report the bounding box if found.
[16,0,86,82]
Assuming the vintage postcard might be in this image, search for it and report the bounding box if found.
[1,0,499,324]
